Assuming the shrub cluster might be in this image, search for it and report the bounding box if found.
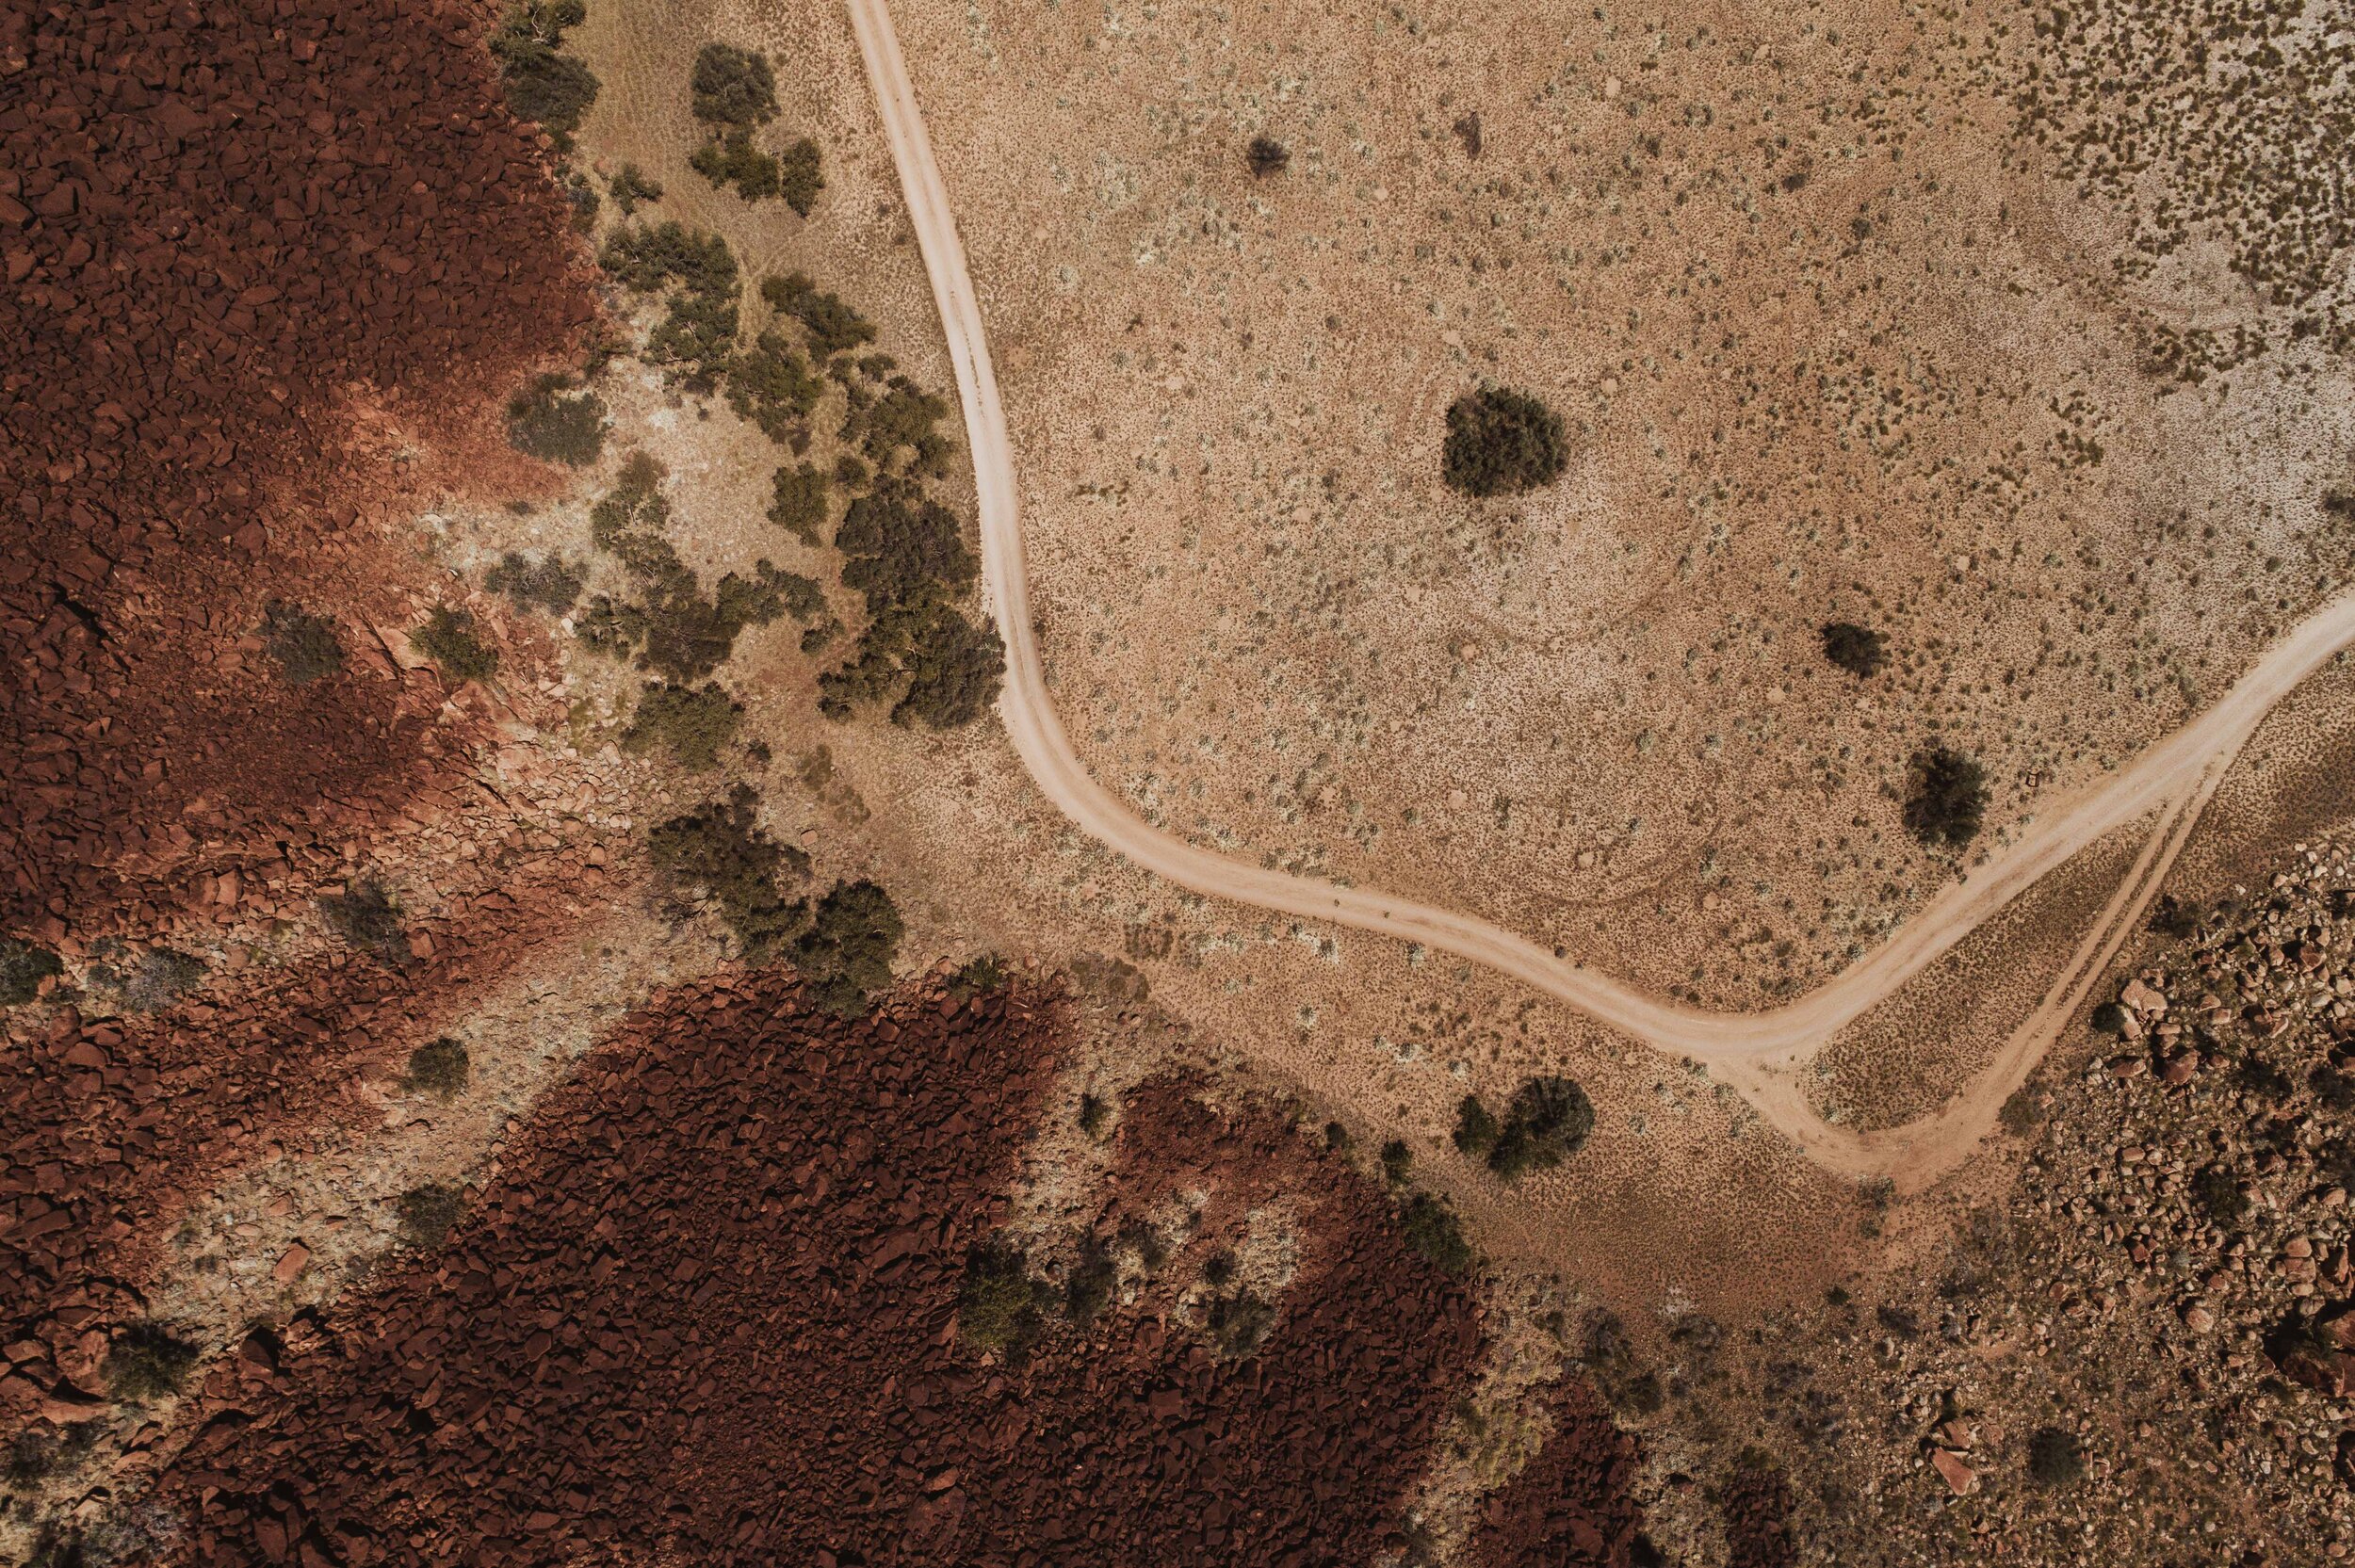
[260,601,343,685]
[767,461,830,545]
[318,880,410,963]
[690,42,777,127]
[397,1182,465,1250]
[725,330,825,447]
[956,1243,1058,1361]
[1820,621,1888,678]
[505,373,607,466]
[1453,1075,1595,1180]
[815,478,1000,727]
[608,162,663,215]
[600,222,742,391]
[1441,386,1568,497]
[791,878,903,1016]
[1903,745,1988,849]
[1398,1192,1474,1273]
[491,0,599,151]
[621,680,743,771]
[414,606,499,683]
[484,551,586,616]
[762,272,877,356]
[646,784,810,960]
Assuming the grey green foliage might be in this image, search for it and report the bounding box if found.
[646,784,810,961]
[261,601,343,685]
[414,606,499,683]
[492,1,598,151]
[621,681,743,772]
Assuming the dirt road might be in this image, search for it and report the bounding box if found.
[846,0,2350,1182]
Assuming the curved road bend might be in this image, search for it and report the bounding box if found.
[847,0,2355,1170]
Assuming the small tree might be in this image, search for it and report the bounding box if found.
[794,879,902,1015]
[1453,1093,1500,1158]
[402,1037,470,1098]
[319,880,409,962]
[621,681,743,771]
[690,42,779,127]
[1246,136,1291,177]
[1399,1193,1474,1274]
[397,1182,465,1249]
[1441,386,1568,497]
[777,137,824,218]
[957,1243,1054,1360]
[608,163,664,215]
[1819,621,1887,678]
[1903,745,1988,849]
[690,128,783,201]
[491,1,599,150]
[0,937,61,1006]
[101,1323,200,1402]
[768,462,830,545]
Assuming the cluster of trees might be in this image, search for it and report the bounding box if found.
[600,221,742,391]
[491,0,598,152]
[1454,1075,1596,1181]
[505,373,607,466]
[813,478,1002,728]
[687,43,823,215]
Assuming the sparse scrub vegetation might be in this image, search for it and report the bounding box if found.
[621,681,743,771]
[600,223,741,392]
[318,880,409,962]
[725,331,825,445]
[1246,135,1290,177]
[484,551,586,616]
[768,461,830,545]
[2026,1427,2086,1487]
[89,945,205,1013]
[1399,1192,1474,1273]
[1441,386,1567,497]
[947,953,1008,999]
[689,42,777,128]
[1903,745,1989,849]
[0,936,61,1006]
[101,1323,199,1401]
[260,601,343,685]
[490,0,598,151]
[608,162,663,214]
[646,785,810,960]
[413,606,500,683]
[402,1037,470,1098]
[1203,1289,1276,1358]
[396,1182,465,1249]
[504,374,607,466]
[690,129,783,202]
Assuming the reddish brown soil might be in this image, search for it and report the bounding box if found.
[1463,1376,1650,1567]
[1721,1461,1799,1568]
[138,974,1486,1566]
[0,840,612,1423]
[0,0,596,939]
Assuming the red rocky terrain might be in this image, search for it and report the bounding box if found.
[1,0,595,940]
[135,972,1491,1566]
[1463,1375,1650,1567]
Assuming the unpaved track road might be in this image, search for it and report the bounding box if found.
[848,0,2354,1182]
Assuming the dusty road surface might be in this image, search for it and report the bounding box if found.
[845,0,2353,1181]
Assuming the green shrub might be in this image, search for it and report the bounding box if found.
[849,378,951,474]
[396,1182,465,1249]
[1453,1093,1500,1158]
[793,879,902,1016]
[762,272,877,355]
[2147,894,2199,938]
[1379,1139,1413,1186]
[261,601,343,685]
[1399,1193,1474,1274]
[2025,1427,2085,1486]
[621,680,743,771]
[1997,1087,2041,1136]
[1820,621,1887,678]
[768,462,830,544]
[1441,386,1567,497]
[777,137,823,217]
[958,1243,1054,1359]
[1078,1092,1111,1139]
[1324,1120,1354,1154]
[2089,1000,2129,1035]
[1903,745,1988,849]
[690,127,783,201]
[491,1,598,150]
[834,480,977,611]
[318,880,409,962]
[725,331,825,444]
[505,374,607,466]
[0,936,61,1006]
[484,551,586,616]
[1246,136,1291,177]
[893,605,1004,729]
[609,162,663,214]
[647,785,810,960]
[690,41,778,127]
[414,606,499,683]
[600,223,741,391]
[101,1323,199,1401]
[402,1037,470,1098]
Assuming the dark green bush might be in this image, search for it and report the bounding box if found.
[1379,1139,1413,1186]
[1820,621,1887,678]
[101,1323,199,1401]
[793,879,902,1016]
[402,1037,470,1098]
[609,162,664,214]
[397,1182,465,1249]
[414,606,499,683]
[600,223,741,391]
[1399,1193,1474,1274]
[834,480,977,611]
[505,374,607,466]
[1064,1242,1118,1323]
[1442,386,1567,497]
[2025,1427,2085,1486]
[621,680,743,771]
[725,331,825,444]
[261,601,343,685]
[2089,1000,2129,1035]
[894,606,1004,729]
[1453,1093,1500,1158]
[1903,745,1988,849]
[647,785,810,960]
[690,128,783,201]
[0,936,61,1006]
[957,1243,1054,1359]
[690,41,778,126]
[763,272,877,356]
[850,378,951,474]
[768,462,830,544]
[777,137,823,217]
[491,1,598,150]
[1246,136,1290,177]
[319,880,410,962]
[484,551,586,616]
[1486,1075,1595,1181]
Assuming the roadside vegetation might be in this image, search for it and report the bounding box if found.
[1453,1075,1596,1180]
[1903,745,1989,849]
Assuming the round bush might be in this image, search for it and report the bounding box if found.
[1441,386,1567,497]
